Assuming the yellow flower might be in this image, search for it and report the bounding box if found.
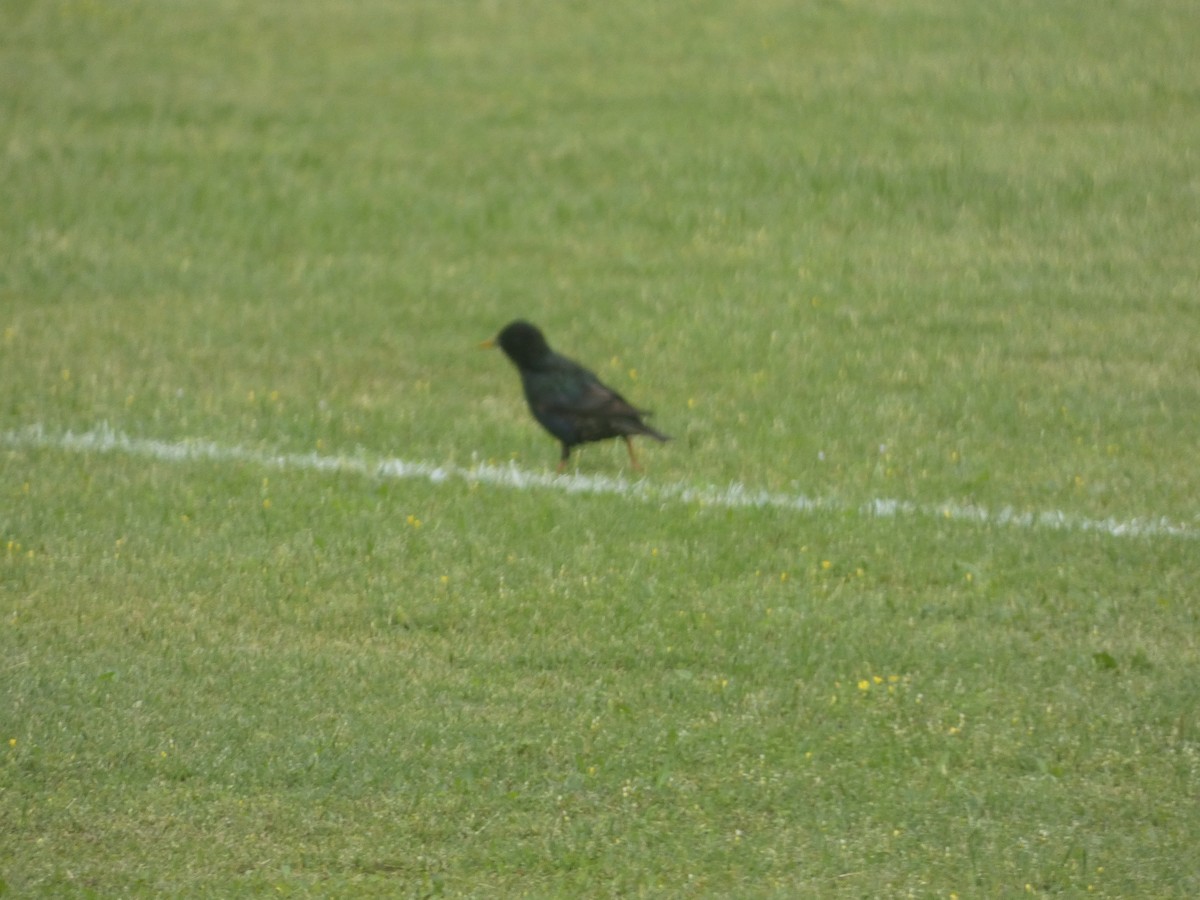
[406,515,422,528]
[857,680,870,692]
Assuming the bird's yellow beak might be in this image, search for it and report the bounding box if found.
[479,337,496,349]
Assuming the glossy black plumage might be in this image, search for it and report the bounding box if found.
[487,320,669,471]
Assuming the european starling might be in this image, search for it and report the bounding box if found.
[484,320,670,471]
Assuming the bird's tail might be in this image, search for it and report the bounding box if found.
[637,422,671,443]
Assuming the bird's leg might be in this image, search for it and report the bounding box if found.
[624,436,642,472]
[557,443,570,473]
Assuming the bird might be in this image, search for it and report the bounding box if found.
[483,319,670,472]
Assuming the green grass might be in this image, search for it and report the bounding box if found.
[3,0,1199,895]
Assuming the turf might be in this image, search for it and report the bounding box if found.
[2,0,1199,895]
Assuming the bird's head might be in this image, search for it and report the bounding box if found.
[482,320,552,369]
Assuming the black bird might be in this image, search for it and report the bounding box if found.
[483,320,670,471]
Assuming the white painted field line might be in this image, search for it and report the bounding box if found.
[3,423,1196,540]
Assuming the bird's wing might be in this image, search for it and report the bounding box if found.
[543,371,645,419]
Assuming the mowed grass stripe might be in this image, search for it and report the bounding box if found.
[5,423,1194,540]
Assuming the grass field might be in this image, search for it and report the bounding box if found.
[3,0,1199,895]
